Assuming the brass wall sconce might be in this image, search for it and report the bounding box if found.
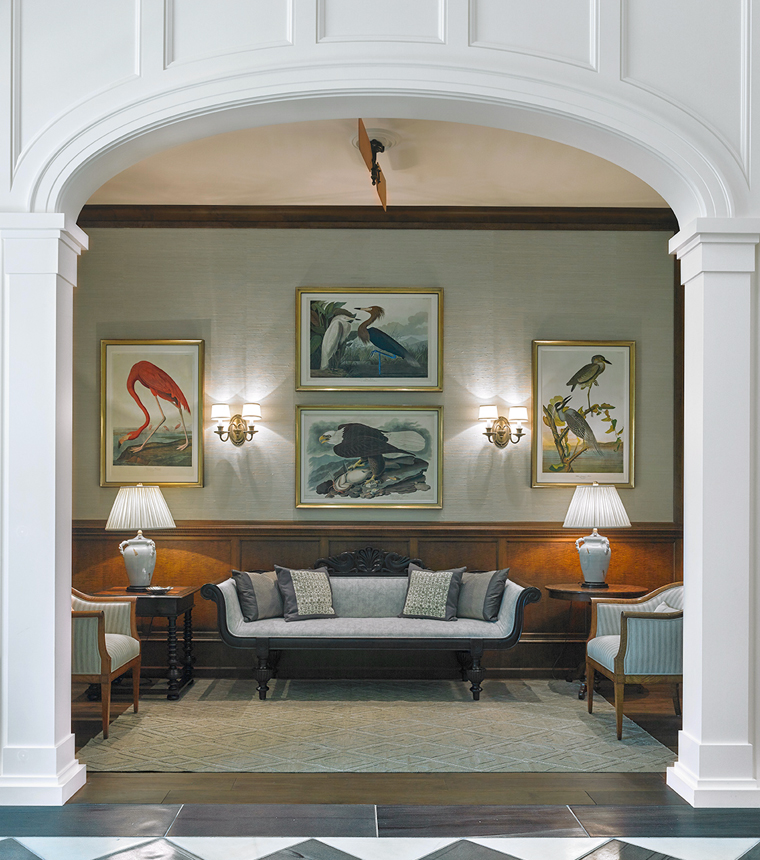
[211,403,261,446]
[479,405,528,448]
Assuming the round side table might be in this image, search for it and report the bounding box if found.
[546,582,649,698]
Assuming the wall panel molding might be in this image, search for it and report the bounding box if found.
[164,0,294,68]
[620,0,750,179]
[317,0,445,44]
[469,0,599,71]
[77,205,678,231]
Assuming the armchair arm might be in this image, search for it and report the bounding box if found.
[71,610,110,675]
[589,583,683,639]
[616,610,683,675]
[71,592,138,638]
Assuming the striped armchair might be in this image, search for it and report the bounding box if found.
[71,588,141,739]
[586,582,683,740]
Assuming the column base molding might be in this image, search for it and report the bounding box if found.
[668,763,760,808]
[0,760,85,805]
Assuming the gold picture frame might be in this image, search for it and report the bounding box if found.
[532,340,635,488]
[296,287,443,391]
[100,339,204,487]
[296,405,443,508]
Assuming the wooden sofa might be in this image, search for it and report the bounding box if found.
[201,546,541,700]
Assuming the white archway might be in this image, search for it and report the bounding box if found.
[2,41,758,806]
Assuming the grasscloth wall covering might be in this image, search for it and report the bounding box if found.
[74,228,675,523]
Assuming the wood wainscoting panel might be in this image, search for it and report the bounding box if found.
[73,520,681,677]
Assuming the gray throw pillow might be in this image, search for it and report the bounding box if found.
[275,565,336,622]
[232,570,284,622]
[457,569,509,622]
[400,563,466,621]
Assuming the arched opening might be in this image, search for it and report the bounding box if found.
[69,113,683,788]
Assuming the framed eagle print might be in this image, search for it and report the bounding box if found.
[532,340,634,488]
[296,406,443,508]
[296,288,443,391]
[101,339,204,487]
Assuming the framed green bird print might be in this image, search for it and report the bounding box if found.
[532,340,635,488]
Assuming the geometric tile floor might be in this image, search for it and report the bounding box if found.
[2,836,760,859]
[3,800,760,859]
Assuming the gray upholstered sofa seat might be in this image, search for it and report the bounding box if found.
[202,547,541,701]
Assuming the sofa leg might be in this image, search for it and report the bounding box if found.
[455,651,472,681]
[254,657,273,700]
[466,657,485,701]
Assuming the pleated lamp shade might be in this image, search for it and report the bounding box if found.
[563,482,631,530]
[105,484,176,531]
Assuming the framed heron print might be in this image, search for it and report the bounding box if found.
[296,288,443,391]
[101,339,204,487]
[297,406,443,508]
[532,340,634,488]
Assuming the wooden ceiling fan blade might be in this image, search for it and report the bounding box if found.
[357,119,374,172]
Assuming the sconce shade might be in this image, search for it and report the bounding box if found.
[508,406,529,423]
[478,405,499,422]
[105,484,176,531]
[211,404,231,421]
[563,483,631,530]
[242,403,261,422]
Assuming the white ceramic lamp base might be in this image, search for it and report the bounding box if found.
[575,528,611,588]
[119,530,157,592]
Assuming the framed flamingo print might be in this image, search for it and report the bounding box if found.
[100,340,204,487]
[296,288,443,391]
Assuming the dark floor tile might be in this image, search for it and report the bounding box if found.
[260,839,368,860]
[420,839,523,859]
[376,804,587,837]
[0,805,181,837]
[101,839,201,860]
[573,804,760,837]
[579,839,675,859]
[0,839,46,860]
[168,804,376,837]
[738,842,760,859]
[584,790,688,806]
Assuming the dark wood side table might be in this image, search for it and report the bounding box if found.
[546,582,649,699]
[92,585,200,700]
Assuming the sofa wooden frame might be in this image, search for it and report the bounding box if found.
[201,546,542,700]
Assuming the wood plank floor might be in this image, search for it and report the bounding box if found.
[70,677,682,805]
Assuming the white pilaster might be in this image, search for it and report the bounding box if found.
[0,213,87,804]
[667,218,760,807]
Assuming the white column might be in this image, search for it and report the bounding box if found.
[668,219,760,807]
[0,214,88,804]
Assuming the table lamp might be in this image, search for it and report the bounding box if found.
[105,483,176,592]
[563,482,630,588]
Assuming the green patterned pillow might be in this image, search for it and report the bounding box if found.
[275,565,336,622]
[400,563,466,621]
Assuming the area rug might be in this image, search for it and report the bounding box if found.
[77,678,676,773]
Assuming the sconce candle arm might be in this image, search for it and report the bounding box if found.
[483,415,525,448]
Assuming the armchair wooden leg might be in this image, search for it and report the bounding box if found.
[673,682,681,717]
[586,663,594,713]
[614,678,625,740]
[133,661,141,715]
[100,676,111,740]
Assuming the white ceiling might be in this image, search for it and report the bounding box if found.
[88,118,668,208]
